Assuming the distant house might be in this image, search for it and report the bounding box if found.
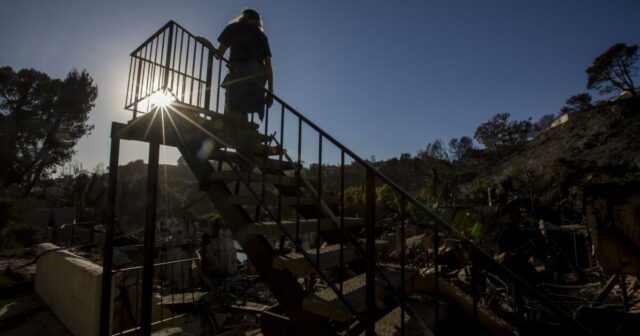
[611,88,640,102]
[548,113,570,129]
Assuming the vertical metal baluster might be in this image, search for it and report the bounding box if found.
[147,38,155,95]
[316,135,322,269]
[125,57,133,107]
[181,262,186,309]
[400,197,406,336]
[216,60,222,112]
[177,30,185,102]
[190,261,195,308]
[163,25,174,90]
[262,108,270,208]
[204,39,214,110]
[295,118,302,245]
[189,39,197,104]
[133,52,144,119]
[119,272,125,334]
[151,35,160,92]
[157,29,166,95]
[277,107,285,250]
[181,36,190,102]
[472,257,478,321]
[159,264,163,325]
[170,26,179,92]
[364,169,376,336]
[135,268,140,327]
[434,218,440,334]
[170,263,175,325]
[197,45,204,107]
[142,46,151,113]
[340,150,345,294]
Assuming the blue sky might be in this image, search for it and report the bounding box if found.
[1,0,639,168]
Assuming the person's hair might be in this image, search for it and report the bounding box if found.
[230,8,264,31]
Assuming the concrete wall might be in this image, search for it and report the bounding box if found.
[35,243,112,336]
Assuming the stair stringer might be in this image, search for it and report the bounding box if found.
[169,112,336,336]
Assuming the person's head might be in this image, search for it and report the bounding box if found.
[231,8,263,31]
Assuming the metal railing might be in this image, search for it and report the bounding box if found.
[51,221,94,247]
[111,258,199,335]
[124,21,594,335]
[125,21,219,117]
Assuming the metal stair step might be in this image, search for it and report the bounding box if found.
[273,241,388,275]
[210,170,298,187]
[220,143,285,156]
[172,101,260,130]
[248,217,364,237]
[227,194,317,206]
[303,269,414,322]
[215,129,274,145]
[209,150,297,171]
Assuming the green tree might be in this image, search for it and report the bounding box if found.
[474,113,533,153]
[560,93,593,115]
[343,186,364,217]
[534,114,556,133]
[586,43,638,99]
[418,139,448,161]
[448,136,473,162]
[376,184,399,217]
[0,66,97,196]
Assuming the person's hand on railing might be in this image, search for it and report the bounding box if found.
[195,36,228,60]
[266,91,274,108]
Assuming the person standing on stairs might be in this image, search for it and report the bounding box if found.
[198,8,274,122]
[197,9,274,173]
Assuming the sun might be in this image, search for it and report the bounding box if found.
[150,90,175,108]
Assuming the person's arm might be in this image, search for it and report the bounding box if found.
[194,36,228,60]
[264,55,274,107]
[215,23,235,60]
[215,43,228,60]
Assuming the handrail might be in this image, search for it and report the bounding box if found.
[129,20,594,335]
[210,45,594,335]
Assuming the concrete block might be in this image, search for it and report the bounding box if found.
[35,243,113,336]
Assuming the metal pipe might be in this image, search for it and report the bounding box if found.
[98,123,121,336]
[140,141,160,336]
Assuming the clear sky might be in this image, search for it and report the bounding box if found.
[1,0,639,168]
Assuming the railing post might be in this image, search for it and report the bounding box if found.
[132,58,143,119]
[140,141,160,336]
[163,24,174,91]
[364,168,376,336]
[433,218,440,334]
[99,123,121,336]
[204,49,214,111]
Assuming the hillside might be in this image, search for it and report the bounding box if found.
[480,99,640,203]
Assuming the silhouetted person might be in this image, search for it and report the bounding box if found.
[200,9,273,121]
[197,9,273,171]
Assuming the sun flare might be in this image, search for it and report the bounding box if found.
[150,90,175,108]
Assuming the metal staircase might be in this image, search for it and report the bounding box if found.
[99,21,594,336]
